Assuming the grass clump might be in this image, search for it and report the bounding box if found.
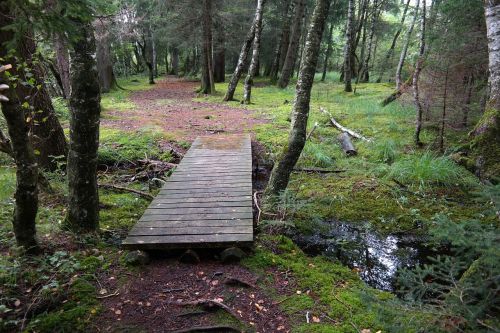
[387,152,476,189]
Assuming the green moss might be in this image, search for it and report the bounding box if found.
[99,190,150,230]
[244,236,427,332]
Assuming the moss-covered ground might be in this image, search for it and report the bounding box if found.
[0,73,493,332]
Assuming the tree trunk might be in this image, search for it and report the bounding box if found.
[54,33,71,98]
[213,19,225,83]
[243,0,266,104]
[344,0,355,92]
[270,0,293,83]
[200,0,215,94]
[223,1,261,101]
[360,0,379,83]
[462,74,474,127]
[0,2,39,252]
[94,19,115,93]
[471,0,500,178]
[321,20,334,81]
[170,47,180,75]
[266,0,330,196]
[65,18,101,233]
[396,0,419,90]
[377,0,410,83]
[278,0,306,89]
[413,0,426,146]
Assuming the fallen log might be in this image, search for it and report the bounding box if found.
[337,132,357,156]
[320,107,372,142]
[380,75,413,107]
[98,183,154,200]
[293,167,346,173]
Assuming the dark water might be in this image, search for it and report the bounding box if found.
[291,220,431,291]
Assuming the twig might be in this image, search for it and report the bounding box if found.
[293,167,346,173]
[306,122,319,141]
[306,311,310,324]
[96,290,120,299]
[98,183,154,200]
[163,288,185,293]
[320,107,372,142]
[254,191,262,223]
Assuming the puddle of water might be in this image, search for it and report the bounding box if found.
[291,220,431,291]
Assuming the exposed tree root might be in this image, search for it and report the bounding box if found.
[171,325,241,333]
[169,299,240,320]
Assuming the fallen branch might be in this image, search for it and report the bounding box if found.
[320,107,372,142]
[337,132,357,156]
[306,122,319,141]
[380,74,413,107]
[171,326,241,333]
[293,167,346,173]
[98,183,154,200]
[96,290,120,299]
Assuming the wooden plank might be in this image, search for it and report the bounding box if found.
[150,201,251,208]
[159,187,252,194]
[168,175,251,182]
[135,219,253,228]
[155,192,251,199]
[152,198,252,205]
[143,206,252,215]
[162,180,251,189]
[139,212,251,221]
[129,226,252,236]
[122,233,253,245]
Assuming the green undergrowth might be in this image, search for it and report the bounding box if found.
[245,236,433,332]
[198,73,486,234]
[101,75,155,114]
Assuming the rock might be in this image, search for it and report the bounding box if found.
[179,249,200,263]
[220,247,246,263]
[124,250,151,266]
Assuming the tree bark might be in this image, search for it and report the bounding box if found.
[376,0,410,83]
[343,0,355,92]
[223,1,261,101]
[94,19,115,93]
[462,74,474,127]
[65,18,101,233]
[278,0,306,89]
[413,0,426,146]
[54,33,71,98]
[471,0,500,178]
[0,2,39,252]
[360,0,379,83]
[200,0,215,94]
[213,19,225,83]
[396,0,419,90]
[266,0,330,196]
[243,0,266,104]
[270,0,293,83]
[170,47,180,76]
[321,20,334,81]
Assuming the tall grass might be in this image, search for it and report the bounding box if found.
[387,152,476,189]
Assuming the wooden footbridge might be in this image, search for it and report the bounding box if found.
[122,135,254,250]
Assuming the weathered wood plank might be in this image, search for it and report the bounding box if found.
[159,187,252,194]
[129,226,252,236]
[154,193,252,200]
[123,233,253,245]
[135,219,253,228]
[139,212,251,221]
[150,201,252,208]
[143,206,252,215]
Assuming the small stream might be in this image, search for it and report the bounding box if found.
[290,220,432,291]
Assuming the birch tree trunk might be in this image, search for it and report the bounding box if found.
[413,0,426,146]
[266,0,330,196]
[0,1,39,252]
[344,0,355,92]
[278,0,306,89]
[471,0,500,178]
[243,0,266,104]
[223,1,260,101]
[321,20,334,81]
[376,0,410,83]
[65,18,101,233]
[396,0,419,90]
[270,0,293,83]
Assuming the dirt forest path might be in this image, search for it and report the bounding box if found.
[101,76,264,141]
[97,77,292,332]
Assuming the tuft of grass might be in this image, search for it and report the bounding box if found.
[301,142,335,168]
[387,152,477,189]
[374,139,399,164]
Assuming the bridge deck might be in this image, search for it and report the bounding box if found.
[122,135,253,250]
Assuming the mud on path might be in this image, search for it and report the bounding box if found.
[101,76,264,141]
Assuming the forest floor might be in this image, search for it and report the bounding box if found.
[0,74,496,332]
